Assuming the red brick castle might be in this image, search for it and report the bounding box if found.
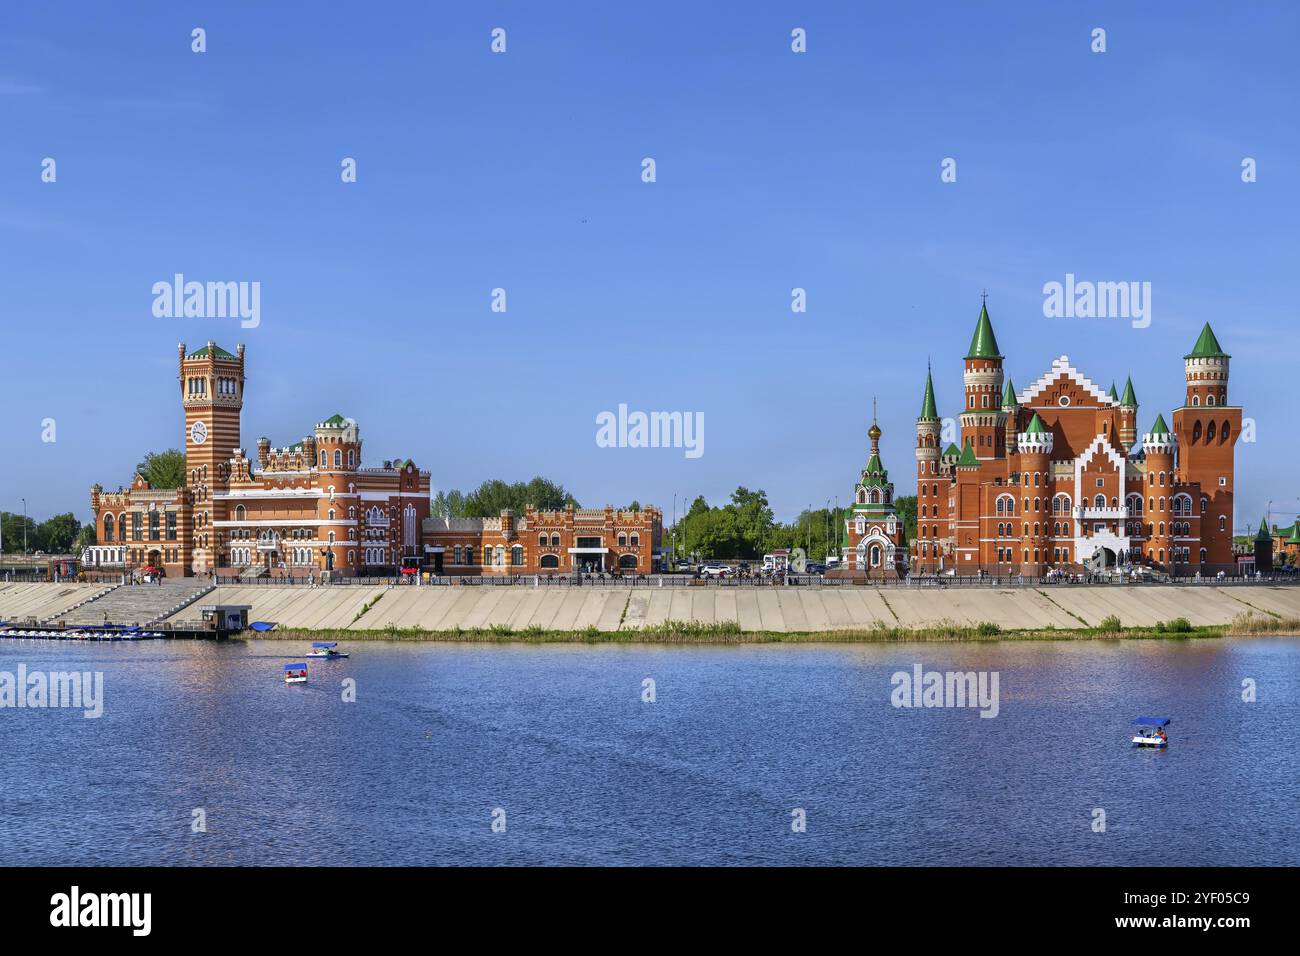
[912,302,1241,576]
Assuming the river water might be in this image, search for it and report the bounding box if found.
[1,637,1296,865]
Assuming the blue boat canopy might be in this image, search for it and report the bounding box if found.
[249,621,276,632]
[1132,716,1171,727]
[284,663,307,670]
[311,642,338,648]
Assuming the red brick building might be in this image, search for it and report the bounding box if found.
[86,342,662,579]
[423,504,662,575]
[88,342,430,578]
[912,302,1242,576]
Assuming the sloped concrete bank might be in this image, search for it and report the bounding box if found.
[155,583,1300,640]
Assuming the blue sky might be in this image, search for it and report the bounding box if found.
[1,1,1297,531]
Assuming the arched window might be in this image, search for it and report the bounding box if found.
[550,533,560,546]
[618,534,627,546]
[539,533,548,546]
[1207,394,1215,406]
[494,545,504,566]
[1094,494,1105,510]
[1201,497,1208,514]
[511,545,524,566]
[1192,421,1202,443]
[333,450,342,468]
[320,451,327,467]
[103,515,114,541]
[347,450,355,467]
[1221,420,1231,444]
[540,554,560,569]
[328,509,336,521]
[1200,548,1208,563]
[235,505,246,521]
[619,554,637,569]
[630,533,639,546]
[1206,421,1216,442]
[1219,515,1227,531]
[869,545,881,567]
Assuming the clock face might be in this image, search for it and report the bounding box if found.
[190,420,208,446]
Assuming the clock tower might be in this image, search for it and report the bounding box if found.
[179,341,245,569]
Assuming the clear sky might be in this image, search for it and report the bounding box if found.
[1,1,1296,531]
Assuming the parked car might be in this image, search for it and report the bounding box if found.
[699,565,729,578]
[805,563,827,574]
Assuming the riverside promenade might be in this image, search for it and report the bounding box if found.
[148,581,1300,634]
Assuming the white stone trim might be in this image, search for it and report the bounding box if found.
[1019,355,1114,407]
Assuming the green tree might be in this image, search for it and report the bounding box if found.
[74,524,98,553]
[135,449,186,488]
[35,513,81,553]
[434,477,580,518]
[893,495,917,541]
[0,512,39,553]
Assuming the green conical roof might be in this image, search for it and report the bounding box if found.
[919,367,938,420]
[1256,518,1272,542]
[1108,382,1119,402]
[957,439,979,466]
[965,302,1002,359]
[943,443,961,457]
[1002,378,1017,407]
[1148,413,1171,436]
[1288,526,1300,545]
[321,413,347,426]
[864,453,883,475]
[1186,322,1228,359]
[1120,377,1137,407]
[1023,412,1048,435]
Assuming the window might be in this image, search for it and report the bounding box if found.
[103,515,114,542]
[1094,495,1105,510]
[465,546,475,564]
[494,546,504,566]
[511,545,524,566]
[1219,515,1227,531]
[618,534,627,546]
[235,504,246,521]
[320,451,327,468]
[539,533,548,546]
[630,533,639,546]
[333,450,342,468]
[347,450,355,467]
[132,512,143,541]
[540,554,560,568]
[149,511,160,540]
[551,533,560,546]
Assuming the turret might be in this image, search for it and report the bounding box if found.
[1002,378,1018,455]
[1118,376,1138,447]
[256,436,270,469]
[1142,415,1175,569]
[960,298,1006,459]
[1015,414,1053,576]
[1184,322,1229,408]
[914,368,942,571]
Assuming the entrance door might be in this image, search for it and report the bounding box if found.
[433,552,444,574]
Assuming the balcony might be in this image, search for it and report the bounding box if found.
[1076,506,1128,521]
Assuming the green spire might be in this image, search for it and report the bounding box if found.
[322,413,347,425]
[1256,517,1272,542]
[957,439,979,466]
[965,301,1002,359]
[1023,412,1048,435]
[1148,413,1170,436]
[1289,524,1300,545]
[943,443,961,458]
[1002,378,1017,407]
[1186,322,1228,359]
[919,365,938,420]
[1120,377,1137,408]
[1108,382,1119,402]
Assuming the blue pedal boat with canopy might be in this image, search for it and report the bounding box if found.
[1132,716,1170,747]
[306,642,348,659]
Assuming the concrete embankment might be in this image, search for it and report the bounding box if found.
[156,583,1300,636]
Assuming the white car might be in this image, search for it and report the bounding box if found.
[699,565,730,578]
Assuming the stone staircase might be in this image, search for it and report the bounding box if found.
[50,578,217,627]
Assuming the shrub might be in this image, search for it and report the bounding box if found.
[1099,614,1122,632]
